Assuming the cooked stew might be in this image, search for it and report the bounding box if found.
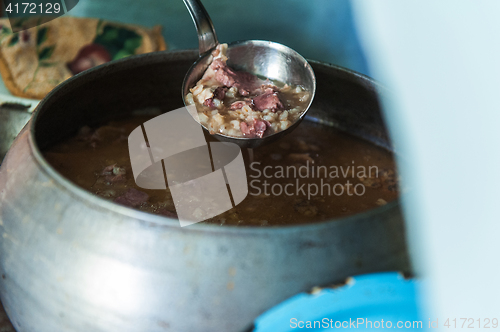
[44,114,399,226]
[185,44,311,138]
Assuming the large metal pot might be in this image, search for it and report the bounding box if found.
[0,50,409,332]
[0,108,33,163]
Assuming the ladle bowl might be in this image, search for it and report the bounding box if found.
[181,0,316,148]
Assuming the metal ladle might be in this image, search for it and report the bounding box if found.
[181,0,316,148]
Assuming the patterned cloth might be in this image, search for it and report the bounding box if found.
[0,16,166,99]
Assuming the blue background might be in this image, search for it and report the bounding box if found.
[70,0,370,77]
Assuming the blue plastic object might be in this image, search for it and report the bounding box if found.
[253,272,421,331]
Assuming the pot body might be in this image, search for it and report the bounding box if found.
[0,108,32,163]
[0,50,408,332]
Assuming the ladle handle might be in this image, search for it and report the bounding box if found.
[183,0,218,55]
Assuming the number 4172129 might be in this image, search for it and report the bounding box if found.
[444,318,498,328]
[5,2,62,15]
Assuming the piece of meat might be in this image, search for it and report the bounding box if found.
[203,98,216,109]
[200,87,227,109]
[240,120,268,138]
[101,164,115,175]
[101,164,127,183]
[210,59,259,95]
[257,84,280,92]
[114,188,149,207]
[232,71,259,96]
[252,88,283,111]
[213,86,228,100]
[254,120,267,138]
[239,121,254,137]
[230,100,253,110]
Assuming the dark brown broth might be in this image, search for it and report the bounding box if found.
[44,115,399,226]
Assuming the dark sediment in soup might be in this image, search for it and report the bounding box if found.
[44,114,399,226]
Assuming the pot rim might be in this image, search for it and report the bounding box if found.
[27,49,400,234]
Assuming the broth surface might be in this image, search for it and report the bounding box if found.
[44,115,399,226]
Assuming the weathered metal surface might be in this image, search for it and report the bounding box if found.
[0,108,32,163]
[0,50,409,332]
